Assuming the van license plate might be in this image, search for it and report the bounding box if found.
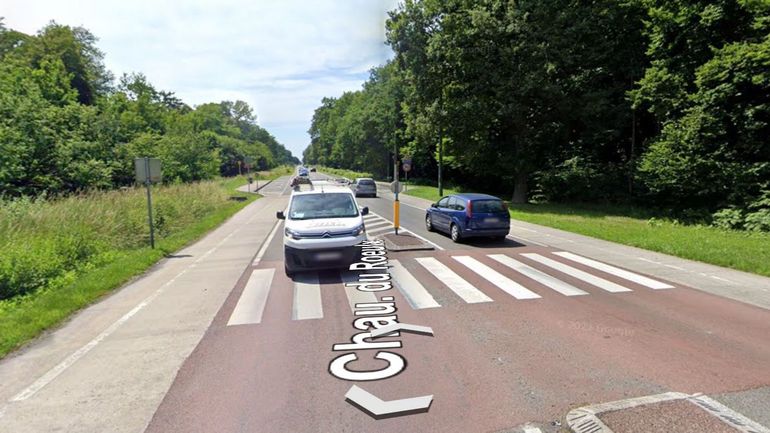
[316,252,342,261]
[484,217,500,223]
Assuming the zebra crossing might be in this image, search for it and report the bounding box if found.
[226,250,675,326]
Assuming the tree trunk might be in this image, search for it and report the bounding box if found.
[511,173,528,204]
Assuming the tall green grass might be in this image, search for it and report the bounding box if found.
[0,176,259,357]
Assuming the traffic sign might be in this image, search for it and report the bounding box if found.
[390,181,403,194]
[402,158,412,172]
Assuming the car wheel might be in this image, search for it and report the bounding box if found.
[426,215,434,232]
[450,224,462,243]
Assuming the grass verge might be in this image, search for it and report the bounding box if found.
[507,203,770,277]
[0,176,260,358]
[402,185,463,202]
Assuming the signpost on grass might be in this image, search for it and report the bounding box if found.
[134,157,162,249]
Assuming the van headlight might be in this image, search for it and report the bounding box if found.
[285,227,302,240]
[352,224,365,236]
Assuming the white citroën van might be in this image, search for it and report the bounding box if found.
[276,182,368,277]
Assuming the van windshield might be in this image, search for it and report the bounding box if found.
[289,193,359,220]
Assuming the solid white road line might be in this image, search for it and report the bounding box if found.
[415,257,493,303]
[292,273,323,320]
[452,256,541,300]
[488,254,588,297]
[522,253,632,293]
[227,268,275,326]
[554,251,674,289]
[341,271,378,313]
[252,219,283,266]
[523,427,543,433]
[390,260,441,309]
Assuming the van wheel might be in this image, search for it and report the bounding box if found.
[426,215,434,232]
[450,224,462,243]
[285,264,295,278]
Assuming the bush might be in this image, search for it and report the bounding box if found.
[536,156,626,202]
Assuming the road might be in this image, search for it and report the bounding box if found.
[2,171,769,433]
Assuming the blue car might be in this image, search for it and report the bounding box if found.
[425,193,510,242]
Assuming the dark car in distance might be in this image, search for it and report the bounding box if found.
[425,193,510,242]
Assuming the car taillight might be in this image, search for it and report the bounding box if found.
[466,200,472,218]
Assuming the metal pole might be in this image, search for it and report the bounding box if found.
[438,123,443,197]
[394,149,400,236]
[144,158,155,249]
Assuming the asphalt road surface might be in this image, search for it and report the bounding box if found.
[2,171,769,433]
[145,172,770,432]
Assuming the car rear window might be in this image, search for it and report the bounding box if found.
[473,199,505,213]
[359,180,375,186]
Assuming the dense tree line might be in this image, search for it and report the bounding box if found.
[303,0,769,230]
[0,20,298,197]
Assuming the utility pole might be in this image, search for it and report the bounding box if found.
[394,143,400,235]
[438,90,444,197]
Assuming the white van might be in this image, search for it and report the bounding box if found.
[276,185,368,277]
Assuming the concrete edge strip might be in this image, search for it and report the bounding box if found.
[688,395,770,433]
[252,219,282,267]
[566,392,769,433]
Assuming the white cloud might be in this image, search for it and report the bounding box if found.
[2,0,400,158]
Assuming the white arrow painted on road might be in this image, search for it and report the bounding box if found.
[345,385,433,419]
[369,323,434,338]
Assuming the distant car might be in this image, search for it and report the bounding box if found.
[309,167,317,172]
[334,178,350,185]
[352,178,377,197]
[298,167,309,177]
[425,193,510,242]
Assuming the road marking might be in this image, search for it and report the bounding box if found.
[489,254,588,296]
[452,256,541,300]
[522,253,632,293]
[292,273,323,320]
[507,234,548,247]
[227,268,275,326]
[390,260,441,309]
[553,252,674,289]
[252,219,282,266]
[370,323,434,338]
[367,225,395,235]
[342,271,378,313]
[415,257,493,303]
[365,220,392,230]
[345,385,433,419]
[523,427,543,433]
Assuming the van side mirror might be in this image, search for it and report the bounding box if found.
[276,211,285,220]
[361,206,369,216]
[431,203,438,208]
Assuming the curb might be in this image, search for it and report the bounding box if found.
[566,392,770,433]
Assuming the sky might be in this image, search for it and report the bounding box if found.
[2,0,400,159]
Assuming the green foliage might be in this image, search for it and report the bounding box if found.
[0,21,296,198]
[0,180,246,300]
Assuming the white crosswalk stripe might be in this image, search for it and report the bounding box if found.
[390,260,441,309]
[521,253,632,293]
[415,257,493,303]
[292,273,323,320]
[488,254,588,297]
[341,271,378,313]
[452,256,541,300]
[365,220,392,230]
[367,225,395,235]
[553,251,674,289]
[227,268,275,326]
